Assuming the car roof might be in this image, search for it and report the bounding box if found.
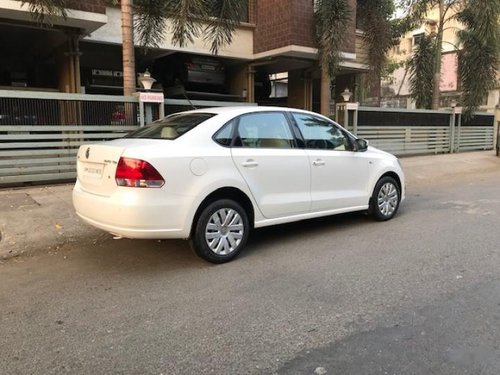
[176,106,319,117]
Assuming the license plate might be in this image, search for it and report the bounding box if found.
[201,64,216,71]
[81,162,104,179]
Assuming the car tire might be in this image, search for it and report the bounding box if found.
[191,199,250,263]
[370,176,401,221]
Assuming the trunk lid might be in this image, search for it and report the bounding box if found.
[76,144,125,196]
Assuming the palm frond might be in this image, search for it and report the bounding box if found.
[357,0,395,83]
[456,0,500,117]
[21,0,67,23]
[203,0,246,54]
[135,0,221,50]
[314,0,352,77]
[168,0,209,48]
[409,34,437,109]
[134,0,169,48]
[398,0,434,21]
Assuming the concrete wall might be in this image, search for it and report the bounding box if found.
[86,7,254,60]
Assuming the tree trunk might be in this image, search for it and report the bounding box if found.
[320,65,331,116]
[431,71,441,109]
[121,0,136,97]
[431,1,445,110]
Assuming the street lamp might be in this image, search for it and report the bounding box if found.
[137,69,163,127]
[450,99,457,109]
[140,69,156,91]
[341,88,352,102]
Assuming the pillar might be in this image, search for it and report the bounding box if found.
[288,70,312,111]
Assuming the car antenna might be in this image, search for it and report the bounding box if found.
[182,86,197,110]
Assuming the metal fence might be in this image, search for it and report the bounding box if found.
[0,90,139,126]
[0,125,137,184]
[0,90,140,186]
[345,107,495,156]
[0,90,253,186]
[0,91,496,186]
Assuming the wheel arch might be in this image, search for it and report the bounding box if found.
[190,187,255,237]
[369,171,403,208]
[378,171,402,194]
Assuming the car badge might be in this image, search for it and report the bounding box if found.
[85,147,90,159]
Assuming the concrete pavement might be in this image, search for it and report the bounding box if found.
[0,184,105,260]
[1,151,499,261]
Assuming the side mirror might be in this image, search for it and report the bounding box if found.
[356,138,369,152]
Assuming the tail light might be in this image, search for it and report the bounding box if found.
[115,157,165,188]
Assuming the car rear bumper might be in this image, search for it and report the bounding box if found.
[72,181,192,239]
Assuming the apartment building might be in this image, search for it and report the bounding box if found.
[382,5,499,111]
[0,0,370,113]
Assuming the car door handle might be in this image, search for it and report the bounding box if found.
[312,159,325,167]
[242,160,259,168]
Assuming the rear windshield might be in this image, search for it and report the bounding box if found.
[124,113,215,140]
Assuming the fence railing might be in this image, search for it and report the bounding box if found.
[0,125,137,184]
[0,90,139,185]
[0,90,254,186]
[0,90,496,186]
[344,106,495,156]
[357,126,451,155]
[0,90,140,126]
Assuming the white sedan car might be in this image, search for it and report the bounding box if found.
[73,106,405,263]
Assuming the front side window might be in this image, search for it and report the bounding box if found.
[292,113,353,151]
[125,113,215,140]
[235,112,294,149]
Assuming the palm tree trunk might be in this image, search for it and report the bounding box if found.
[320,65,331,116]
[431,1,445,110]
[121,0,136,97]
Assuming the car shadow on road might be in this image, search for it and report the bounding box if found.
[74,207,406,274]
[72,236,206,274]
[240,211,375,259]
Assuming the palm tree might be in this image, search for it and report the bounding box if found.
[314,0,352,115]
[400,0,461,109]
[121,0,135,96]
[456,0,500,118]
[357,0,398,105]
[408,34,437,109]
[401,0,499,115]
[315,0,396,115]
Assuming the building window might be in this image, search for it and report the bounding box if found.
[413,33,425,47]
[211,0,249,22]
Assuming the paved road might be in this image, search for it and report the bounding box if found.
[1,158,500,374]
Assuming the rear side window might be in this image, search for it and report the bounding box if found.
[213,120,235,146]
[125,113,215,140]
